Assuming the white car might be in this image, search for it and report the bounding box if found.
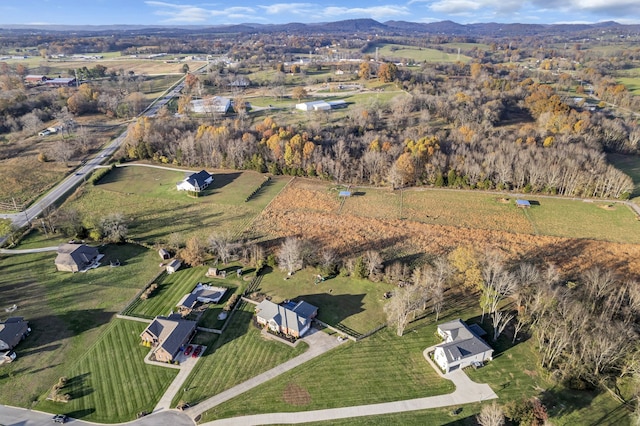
[38,130,51,136]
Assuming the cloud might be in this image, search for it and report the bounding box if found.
[531,0,640,18]
[320,5,411,20]
[429,0,524,15]
[145,1,257,23]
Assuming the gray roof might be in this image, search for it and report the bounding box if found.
[55,244,99,269]
[255,300,314,335]
[192,283,227,303]
[0,317,29,350]
[291,301,318,319]
[436,319,492,363]
[177,293,198,309]
[142,315,196,359]
[167,259,181,269]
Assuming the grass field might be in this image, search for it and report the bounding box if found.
[525,198,640,243]
[66,166,291,243]
[198,319,457,422]
[122,264,248,321]
[257,267,393,336]
[609,153,640,200]
[36,319,177,423]
[363,43,471,63]
[0,243,160,408]
[171,301,308,407]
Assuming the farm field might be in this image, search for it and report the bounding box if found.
[256,267,394,336]
[171,301,308,407]
[0,243,160,408]
[122,264,248,321]
[66,165,291,243]
[36,319,177,423]
[249,178,640,278]
[0,117,125,210]
[363,43,472,63]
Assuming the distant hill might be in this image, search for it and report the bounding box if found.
[1,19,638,37]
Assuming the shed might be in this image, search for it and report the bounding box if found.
[166,259,182,274]
[516,199,531,208]
[158,248,171,260]
[338,191,351,197]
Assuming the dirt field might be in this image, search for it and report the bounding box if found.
[248,178,640,280]
[0,116,124,208]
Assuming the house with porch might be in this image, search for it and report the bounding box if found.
[140,314,197,363]
[254,299,318,338]
[176,170,213,192]
[433,319,493,373]
[55,243,101,272]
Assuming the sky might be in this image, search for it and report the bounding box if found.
[1,0,639,26]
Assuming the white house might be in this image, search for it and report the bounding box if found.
[433,319,493,373]
[176,170,214,192]
[254,300,318,338]
[191,97,231,114]
[166,259,182,274]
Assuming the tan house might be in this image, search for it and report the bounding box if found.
[255,300,318,338]
[140,314,196,363]
[55,244,101,272]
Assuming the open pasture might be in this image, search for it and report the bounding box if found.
[66,165,290,243]
[363,43,471,63]
[36,319,177,423]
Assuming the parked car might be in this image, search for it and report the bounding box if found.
[52,414,68,423]
[39,129,51,136]
[184,345,193,356]
[192,345,202,358]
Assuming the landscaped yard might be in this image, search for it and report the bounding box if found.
[36,319,178,423]
[172,301,308,407]
[122,264,248,321]
[65,165,291,242]
[256,267,393,336]
[0,243,160,408]
[198,323,456,422]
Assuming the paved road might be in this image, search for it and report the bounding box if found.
[0,405,194,426]
[0,246,58,254]
[185,328,343,419]
[199,347,496,426]
[0,79,187,239]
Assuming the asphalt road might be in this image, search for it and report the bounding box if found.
[0,406,194,426]
[0,81,185,235]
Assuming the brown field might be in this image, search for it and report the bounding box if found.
[248,178,640,279]
[0,115,125,208]
[34,58,206,76]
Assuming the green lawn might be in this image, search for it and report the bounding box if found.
[171,301,308,407]
[36,319,177,423]
[609,153,640,200]
[276,405,483,426]
[199,325,456,422]
[363,43,471,63]
[0,243,160,408]
[66,166,290,242]
[122,264,247,321]
[525,198,640,243]
[257,267,393,336]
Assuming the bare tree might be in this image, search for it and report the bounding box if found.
[476,402,505,426]
[319,247,338,275]
[50,139,76,166]
[364,250,383,278]
[20,112,43,135]
[491,310,514,342]
[99,213,128,243]
[208,231,237,265]
[278,237,304,275]
[384,285,420,336]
